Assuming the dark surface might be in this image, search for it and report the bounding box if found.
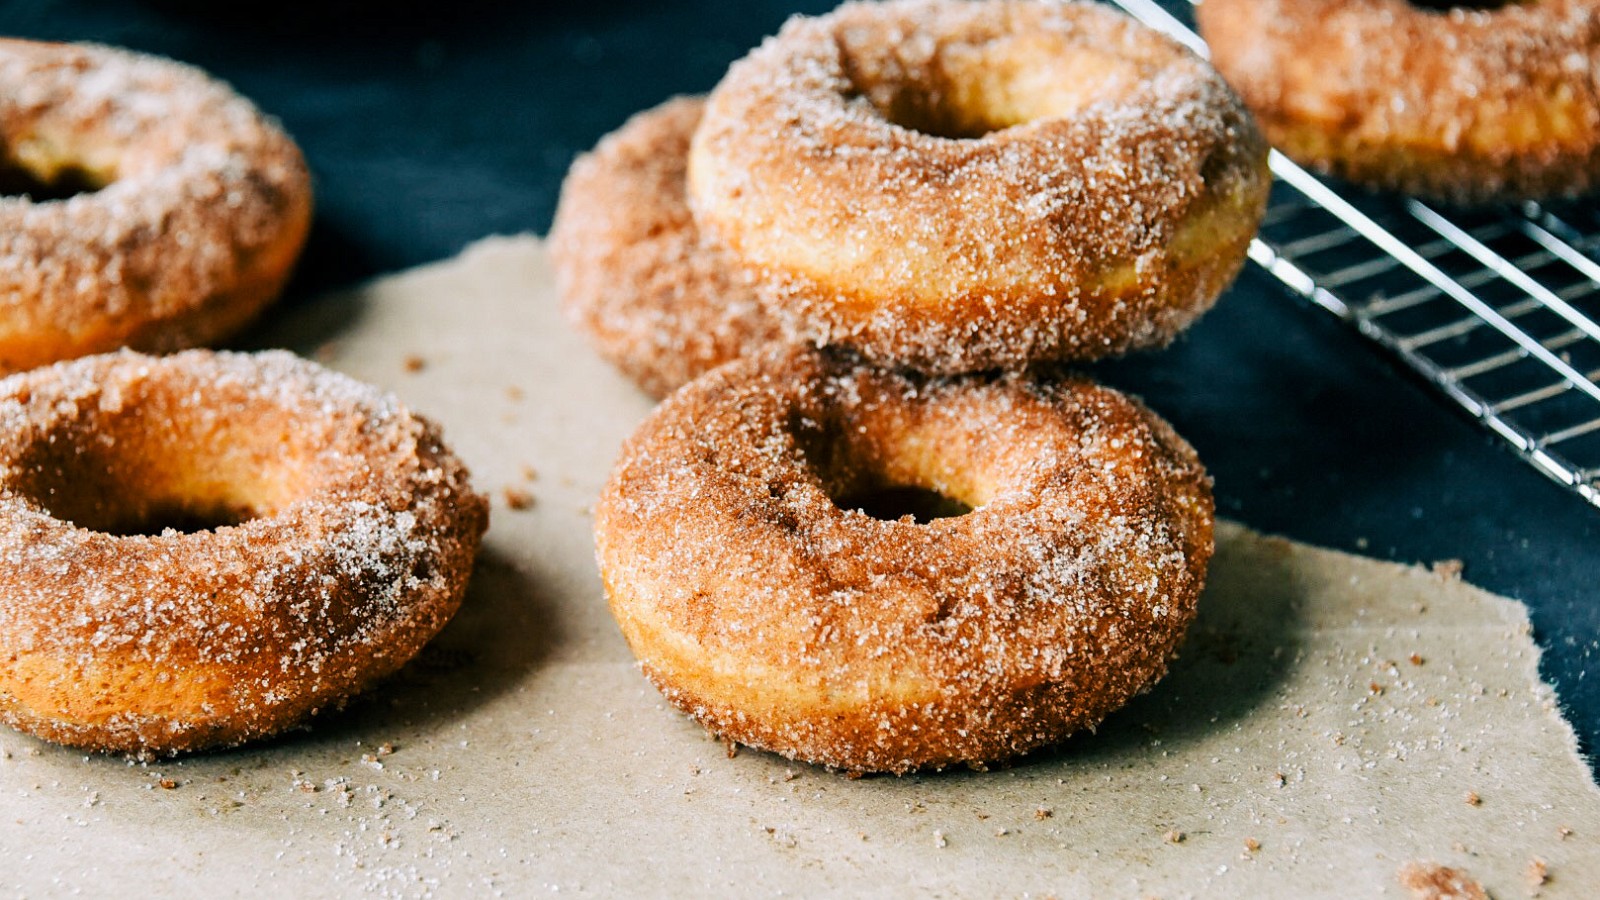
[3,0,1595,772]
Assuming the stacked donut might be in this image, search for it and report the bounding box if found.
[0,42,488,756]
[558,0,1271,773]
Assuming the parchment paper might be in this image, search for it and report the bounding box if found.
[1,237,1595,897]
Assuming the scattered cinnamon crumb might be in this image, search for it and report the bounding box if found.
[375,742,396,757]
[503,486,535,510]
[1035,807,1053,821]
[1244,837,1261,853]
[158,778,177,790]
[1370,682,1385,695]
[1558,825,1573,839]
[403,354,427,373]
[1465,791,1481,807]
[782,769,799,783]
[1410,653,1425,666]
[1163,829,1185,844]
[1398,861,1487,900]
[506,385,525,401]
[1273,772,1287,787]
[1430,559,1464,579]
[519,464,538,482]
[1526,857,1549,894]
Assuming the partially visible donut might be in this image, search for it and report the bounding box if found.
[0,40,313,374]
[1197,0,1600,204]
[595,347,1214,774]
[550,96,781,398]
[688,0,1269,374]
[0,350,489,757]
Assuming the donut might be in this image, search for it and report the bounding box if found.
[687,0,1270,374]
[0,350,488,756]
[550,96,781,399]
[595,347,1214,774]
[1196,0,1600,204]
[0,39,314,375]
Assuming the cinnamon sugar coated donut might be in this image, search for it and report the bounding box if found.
[550,96,781,398]
[0,40,313,374]
[596,348,1214,773]
[1197,0,1600,204]
[0,350,489,756]
[688,0,1269,374]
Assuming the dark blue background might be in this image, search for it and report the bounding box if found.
[5,0,1595,772]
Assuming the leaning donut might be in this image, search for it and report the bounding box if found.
[596,347,1213,774]
[0,40,313,374]
[550,96,780,398]
[688,0,1269,374]
[0,350,488,756]
[1197,0,1600,204]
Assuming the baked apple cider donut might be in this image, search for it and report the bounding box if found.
[0,39,313,374]
[1197,0,1600,204]
[688,0,1270,374]
[595,348,1214,774]
[550,96,781,398]
[0,350,488,756]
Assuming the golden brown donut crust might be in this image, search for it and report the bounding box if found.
[550,96,781,398]
[596,347,1214,774]
[689,0,1269,374]
[0,350,489,756]
[0,40,314,374]
[1197,0,1600,204]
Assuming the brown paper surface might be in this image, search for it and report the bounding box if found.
[1,236,1596,897]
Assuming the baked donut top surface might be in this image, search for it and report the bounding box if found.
[1209,0,1600,128]
[0,350,484,655]
[0,40,311,345]
[601,347,1214,680]
[689,0,1265,317]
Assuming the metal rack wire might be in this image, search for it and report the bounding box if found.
[1111,0,1600,509]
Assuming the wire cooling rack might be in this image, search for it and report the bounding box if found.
[1111,0,1600,509]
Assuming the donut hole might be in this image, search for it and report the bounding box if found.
[0,137,115,201]
[0,159,106,202]
[10,389,316,536]
[848,33,1147,139]
[834,484,973,523]
[794,408,992,524]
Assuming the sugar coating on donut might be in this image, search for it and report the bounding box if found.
[0,350,488,756]
[689,0,1269,373]
[0,40,313,373]
[550,96,782,398]
[597,347,1214,773]
[1198,0,1600,203]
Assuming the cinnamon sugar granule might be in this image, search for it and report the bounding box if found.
[1465,791,1481,807]
[503,486,535,511]
[1527,857,1549,894]
[402,354,426,373]
[1398,861,1487,900]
